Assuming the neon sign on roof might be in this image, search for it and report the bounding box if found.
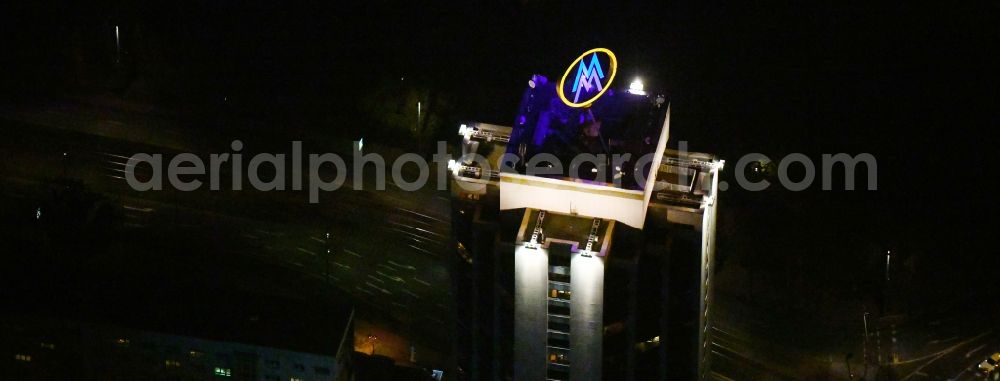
[557,48,618,108]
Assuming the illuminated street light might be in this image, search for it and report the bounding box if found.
[885,250,891,281]
[114,25,121,64]
[366,334,378,355]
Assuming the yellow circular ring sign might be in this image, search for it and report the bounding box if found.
[557,48,618,108]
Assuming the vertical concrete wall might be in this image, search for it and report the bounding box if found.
[514,246,549,381]
[570,253,604,381]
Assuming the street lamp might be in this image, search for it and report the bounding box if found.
[114,25,121,64]
[845,353,855,380]
[862,310,871,376]
[366,334,378,355]
[885,250,891,281]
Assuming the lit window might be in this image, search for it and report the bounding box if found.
[189,350,204,358]
[116,338,130,347]
[166,360,181,368]
[15,354,32,362]
[214,367,232,377]
[290,378,304,381]
[547,352,569,365]
[549,289,571,300]
[40,342,55,350]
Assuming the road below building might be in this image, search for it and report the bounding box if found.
[0,103,457,371]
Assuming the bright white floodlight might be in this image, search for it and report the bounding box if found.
[628,78,646,95]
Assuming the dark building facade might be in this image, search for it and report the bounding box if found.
[1,296,355,381]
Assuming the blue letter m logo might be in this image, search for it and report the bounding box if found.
[571,53,606,103]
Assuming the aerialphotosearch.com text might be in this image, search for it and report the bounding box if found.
[124,140,877,203]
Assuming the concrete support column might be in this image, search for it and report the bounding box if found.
[570,253,604,381]
[514,246,548,381]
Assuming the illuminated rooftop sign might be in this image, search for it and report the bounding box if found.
[557,48,618,108]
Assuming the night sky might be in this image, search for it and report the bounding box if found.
[4,1,996,312]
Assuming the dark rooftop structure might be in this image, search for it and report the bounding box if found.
[506,74,668,190]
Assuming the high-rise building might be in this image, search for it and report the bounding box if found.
[450,49,723,381]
